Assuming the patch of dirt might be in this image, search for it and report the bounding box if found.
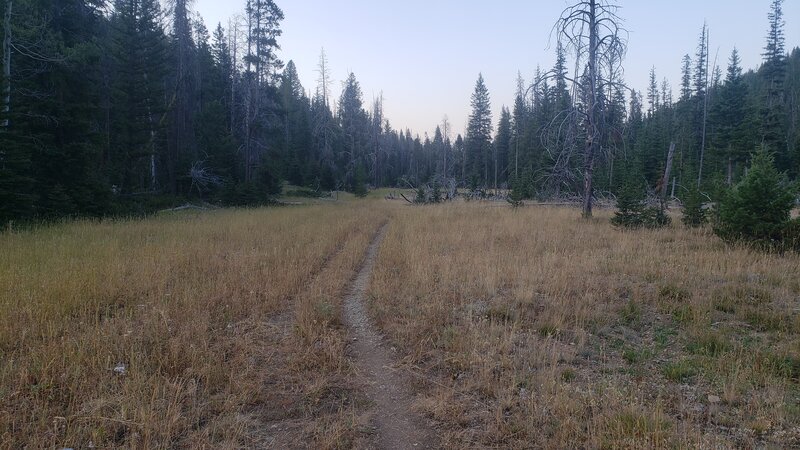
[343,223,435,449]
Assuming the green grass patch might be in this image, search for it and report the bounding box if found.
[663,359,698,383]
[623,347,654,365]
[670,304,696,325]
[654,326,677,348]
[619,300,642,326]
[686,330,730,357]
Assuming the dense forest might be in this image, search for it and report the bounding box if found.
[0,0,798,223]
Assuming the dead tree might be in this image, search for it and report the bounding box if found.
[661,142,676,204]
[2,0,10,129]
[555,0,627,218]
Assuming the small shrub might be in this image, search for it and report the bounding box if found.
[642,206,672,228]
[681,188,707,228]
[612,179,671,229]
[714,148,797,249]
[431,182,442,203]
[612,181,646,228]
[561,368,576,382]
[415,186,427,203]
[508,186,525,208]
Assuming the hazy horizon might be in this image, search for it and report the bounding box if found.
[194,0,800,138]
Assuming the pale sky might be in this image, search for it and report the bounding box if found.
[193,1,800,138]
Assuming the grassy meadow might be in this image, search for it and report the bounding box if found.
[1,197,799,448]
[0,203,390,448]
[370,203,800,448]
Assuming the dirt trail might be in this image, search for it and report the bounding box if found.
[344,223,434,449]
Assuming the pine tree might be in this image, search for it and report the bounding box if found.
[611,175,647,228]
[494,107,512,188]
[465,74,493,188]
[694,23,709,99]
[715,147,796,246]
[713,48,753,185]
[338,72,370,190]
[510,73,528,184]
[647,67,660,116]
[680,55,693,101]
[279,61,312,185]
[681,188,707,228]
[762,0,790,172]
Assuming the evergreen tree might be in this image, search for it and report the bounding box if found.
[680,55,693,101]
[494,107,512,188]
[694,23,709,99]
[647,67,660,116]
[761,0,790,172]
[712,48,754,184]
[681,188,707,228]
[465,74,493,188]
[338,72,370,190]
[715,148,796,245]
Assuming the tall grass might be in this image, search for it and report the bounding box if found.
[0,203,387,448]
[369,203,800,448]
[4,199,798,448]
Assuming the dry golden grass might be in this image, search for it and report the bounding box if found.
[369,203,800,448]
[4,198,799,448]
[0,203,389,448]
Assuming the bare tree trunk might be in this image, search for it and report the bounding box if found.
[582,0,598,218]
[514,139,519,182]
[727,153,733,186]
[662,142,676,203]
[697,30,711,188]
[494,144,498,191]
[144,71,157,190]
[229,17,238,136]
[442,116,449,180]
[2,0,11,129]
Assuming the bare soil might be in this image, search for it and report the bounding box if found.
[343,223,435,449]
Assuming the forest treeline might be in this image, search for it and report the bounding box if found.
[0,0,798,223]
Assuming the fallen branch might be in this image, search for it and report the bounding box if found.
[159,204,209,213]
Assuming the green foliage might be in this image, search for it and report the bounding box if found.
[612,180,647,228]
[714,148,797,248]
[431,181,442,203]
[681,189,707,228]
[611,176,671,229]
[642,206,672,228]
[2,0,800,227]
[508,184,525,208]
[353,165,368,198]
[465,74,493,188]
[663,360,698,383]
